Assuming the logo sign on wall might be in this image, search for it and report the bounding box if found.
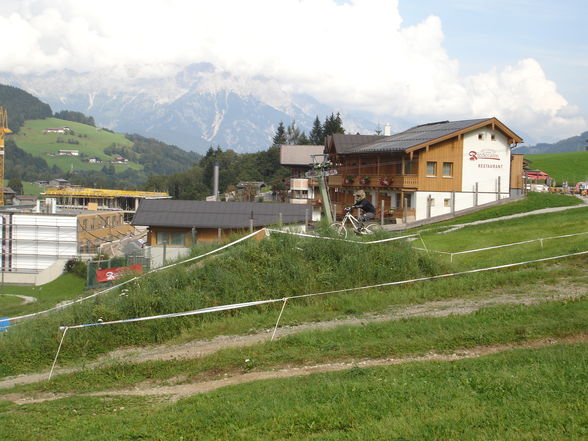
[469,150,503,168]
[96,264,143,282]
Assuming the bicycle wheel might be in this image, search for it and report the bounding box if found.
[363,223,381,234]
[330,222,348,238]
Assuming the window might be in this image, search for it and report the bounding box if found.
[443,162,453,177]
[156,231,185,246]
[156,232,168,244]
[444,198,451,207]
[426,161,437,176]
[491,134,496,141]
[478,133,484,140]
[171,232,185,245]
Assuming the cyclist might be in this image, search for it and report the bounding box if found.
[349,190,376,232]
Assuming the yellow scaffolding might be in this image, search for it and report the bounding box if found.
[43,187,169,199]
[0,107,12,206]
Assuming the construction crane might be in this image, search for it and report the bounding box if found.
[0,107,11,206]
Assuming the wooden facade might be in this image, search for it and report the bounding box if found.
[326,118,524,221]
[147,226,236,246]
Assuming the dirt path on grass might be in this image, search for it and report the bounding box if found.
[0,294,37,305]
[5,333,587,405]
[0,284,585,393]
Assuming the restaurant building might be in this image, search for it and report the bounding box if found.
[326,117,524,222]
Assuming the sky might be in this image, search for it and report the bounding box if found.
[0,0,586,144]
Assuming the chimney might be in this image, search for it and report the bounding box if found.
[213,162,219,201]
[384,124,392,136]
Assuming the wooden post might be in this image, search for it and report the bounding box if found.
[278,212,283,227]
[426,194,432,219]
[474,183,479,206]
[451,191,455,214]
[403,197,408,224]
[497,176,501,200]
[381,199,385,225]
[305,208,309,230]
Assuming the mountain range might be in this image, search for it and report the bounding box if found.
[1,63,586,155]
[513,131,588,155]
[0,63,376,154]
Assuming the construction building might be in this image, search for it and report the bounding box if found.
[42,187,170,213]
[0,207,141,285]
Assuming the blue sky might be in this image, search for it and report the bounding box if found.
[397,0,588,122]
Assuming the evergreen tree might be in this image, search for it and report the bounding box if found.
[309,116,324,145]
[7,177,23,195]
[297,132,311,145]
[324,112,345,138]
[272,122,287,147]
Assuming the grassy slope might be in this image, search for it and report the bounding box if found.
[0,273,85,318]
[0,197,587,439]
[12,118,142,173]
[526,150,588,184]
[2,179,45,196]
[0,202,587,375]
[428,191,582,226]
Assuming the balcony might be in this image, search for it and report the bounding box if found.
[328,174,418,189]
[290,178,310,191]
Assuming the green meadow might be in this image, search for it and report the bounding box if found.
[0,194,586,440]
[12,118,142,173]
[525,150,588,184]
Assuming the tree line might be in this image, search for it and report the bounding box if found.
[143,113,346,200]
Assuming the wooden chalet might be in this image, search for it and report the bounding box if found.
[325,117,524,222]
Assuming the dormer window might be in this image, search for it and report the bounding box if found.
[478,133,484,140]
[491,134,496,141]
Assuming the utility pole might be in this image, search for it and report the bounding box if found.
[307,154,335,224]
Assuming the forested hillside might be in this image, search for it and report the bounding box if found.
[515,130,588,154]
[0,84,52,132]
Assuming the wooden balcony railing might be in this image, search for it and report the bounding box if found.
[327,174,418,189]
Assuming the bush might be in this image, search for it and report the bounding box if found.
[65,259,87,279]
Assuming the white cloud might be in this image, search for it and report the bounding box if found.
[0,0,584,142]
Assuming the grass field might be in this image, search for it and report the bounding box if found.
[12,118,143,173]
[525,150,588,185]
[0,197,586,440]
[0,273,85,318]
[426,191,582,226]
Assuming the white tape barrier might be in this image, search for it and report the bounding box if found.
[59,249,588,331]
[9,229,415,323]
[414,231,588,259]
[9,229,265,322]
[265,228,417,244]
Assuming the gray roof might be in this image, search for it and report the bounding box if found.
[331,119,493,155]
[132,200,309,229]
[327,134,388,154]
[280,144,325,166]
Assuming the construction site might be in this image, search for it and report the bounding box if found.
[0,107,169,285]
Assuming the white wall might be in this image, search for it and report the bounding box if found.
[415,189,509,221]
[0,214,78,272]
[462,129,512,195]
[413,128,512,221]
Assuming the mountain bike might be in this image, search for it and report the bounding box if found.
[330,207,380,239]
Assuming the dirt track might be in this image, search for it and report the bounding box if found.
[0,284,585,404]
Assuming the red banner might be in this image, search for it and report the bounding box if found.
[96,264,143,282]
